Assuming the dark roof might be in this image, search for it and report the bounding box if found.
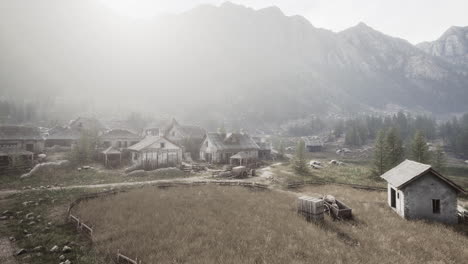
[47,128,81,140]
[100,129,141,140]
[205,133,259,152]
[0,126,43,140]
[381,160,465,193]
[163,118,205,139]
[0,148,33,156]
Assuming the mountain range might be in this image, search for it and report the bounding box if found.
[1,1,468,124]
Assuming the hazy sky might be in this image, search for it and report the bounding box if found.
[99,0,468,43]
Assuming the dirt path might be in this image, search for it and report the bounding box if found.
[0,176,210,197]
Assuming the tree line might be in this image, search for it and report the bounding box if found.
[336,112,437,147]
[373,129,446,176]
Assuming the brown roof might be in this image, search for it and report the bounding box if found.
[0,126,43,140]
[381,160,465,193]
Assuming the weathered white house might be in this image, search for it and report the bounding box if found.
[127,136,183,170]
[381,160,465,224]
[199,132,259,165]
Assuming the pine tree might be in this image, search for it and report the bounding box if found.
[385,127,404,168]
[411,131,431,163]
[373,130,387,175]
[293,139,309,175]
[432,145,446,172]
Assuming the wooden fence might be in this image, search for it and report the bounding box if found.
[287,180,386,191]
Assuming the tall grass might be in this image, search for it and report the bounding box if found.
[74,185,468,264]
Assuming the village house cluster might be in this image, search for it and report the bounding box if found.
[0,117,272,171]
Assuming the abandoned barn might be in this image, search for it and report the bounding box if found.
[127,136,183,170]
[381,160,466,224]
[199,132,259,164]
[0,125,44,170]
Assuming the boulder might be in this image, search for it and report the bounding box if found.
[50,245,59,253]
[32,246,43,252]
[62,245,72,253]
[15,249,27,256]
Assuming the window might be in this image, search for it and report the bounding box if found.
[160,142,165,148]
[432,199,440,214]
[397,193,399,199]
[26,144,34,152]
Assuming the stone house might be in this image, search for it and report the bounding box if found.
[127,136,183,170]
[199,132,259,165]
[381,160,465,224]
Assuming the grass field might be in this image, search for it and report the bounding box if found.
[0,166,191,190]
[73,185,468,264]
[0,189,105,264]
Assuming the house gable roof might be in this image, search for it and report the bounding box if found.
[0,126,43,141]
[101,146,121,155]
[163,118,205,139]
[205,132,260,152]
[47,128,81,140]
[127,136,181,152]
[100,129,141,140]
[381,159,465,193]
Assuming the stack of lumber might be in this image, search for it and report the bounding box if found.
[297,196,324,221]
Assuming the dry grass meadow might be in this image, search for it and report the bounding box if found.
[74,185,468,264]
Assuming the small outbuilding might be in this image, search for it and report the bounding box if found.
[127,136,183,170]
[381,160,465,224]
[304,137,323,152]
